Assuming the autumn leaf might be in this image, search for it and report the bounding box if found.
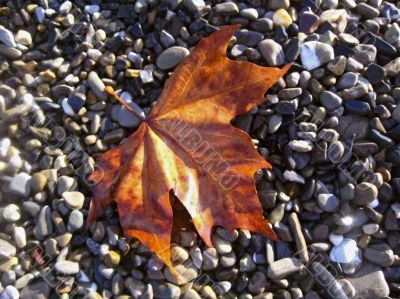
[87,24,290,268]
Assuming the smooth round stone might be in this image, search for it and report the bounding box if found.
[317,193,340,212]
[272,9,292,28]
[320,91,342,111]
[354,182,378,206]
[344,100,371,116]
[14,30,32,46]
[1,204,21,222]
[87,71,106,100]
[362,223,379,235]
[212,235,232,254]
[215,2,239,15]
[63,191,85,210]
[364,243,394,267]
[14,226,26,248]
[258,39,285,66]
[299,11,320,34]
[9,172,31,197]
[240,8,258,20]
[57,176,75,195]
[0,239,16,259]
[330,238,358,263]
[0,28,16,47]
[183,0,205,12]
[235,30,263,47]
[117,101,144,129]
[268,115,282,134]
[68,210,84,232]
[84,4,100,14]
[0,285,19,299]
[55,260,80,275]
[156,47,189,70]
[329,233,343,246]
[35,6,45,23]
[300,41,334,70]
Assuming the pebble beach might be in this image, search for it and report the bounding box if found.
[0,0,400,298]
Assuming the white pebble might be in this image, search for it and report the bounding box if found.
[330,238,358,264]
[14,227,26,248]
[54,155,67,169]
[61,98,75,117]
[84,5,100,14]
[59,1,73,13]
[0,28,16,47]
[14,30,32,46]
[329,233,343,246]
[0,138,11,158]
[368,198,379,208]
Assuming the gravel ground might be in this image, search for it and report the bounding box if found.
[0,0,400,298]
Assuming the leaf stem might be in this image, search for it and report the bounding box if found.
[104,86,146,121]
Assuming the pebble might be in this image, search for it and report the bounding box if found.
[347,263,389,299]
[63,191,85,210]
[267,257,304,279]
[156,47,190,70]
[364,243,394,267]
[117,101,144,128]
[330,238,358,264]
[354,182,378,206]
[317,193,340,212]
[320,91,342,111]
[258,39,285,66]
[301,41,334,70]
[183,0,205,12]
[14,30,32,46]
[0,28,16,48]
[0,286,19,299]
[68,210,84,232]
[88,72,107,101]
[9,172,31,197]
[55,260,80,275]
[215,3,239,15]
[273,9,292,28]
[0,239,16,259]
[1,204,21,222]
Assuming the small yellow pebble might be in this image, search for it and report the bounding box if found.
[39,70,56,82]
[273,8,292,28]
[26,4,38,13]
[125,69,141,78]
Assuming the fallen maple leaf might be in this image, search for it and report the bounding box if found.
[87,25,290,268]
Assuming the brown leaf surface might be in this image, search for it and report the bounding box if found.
[87,25,290,268]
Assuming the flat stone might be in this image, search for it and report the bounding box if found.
[347,263,389,299]
[156,46,189,70]
[55,260,80,275]
[267,257,303,279]
[364,243,394,267]
[88,71,106,100]
[9,172,31,197]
